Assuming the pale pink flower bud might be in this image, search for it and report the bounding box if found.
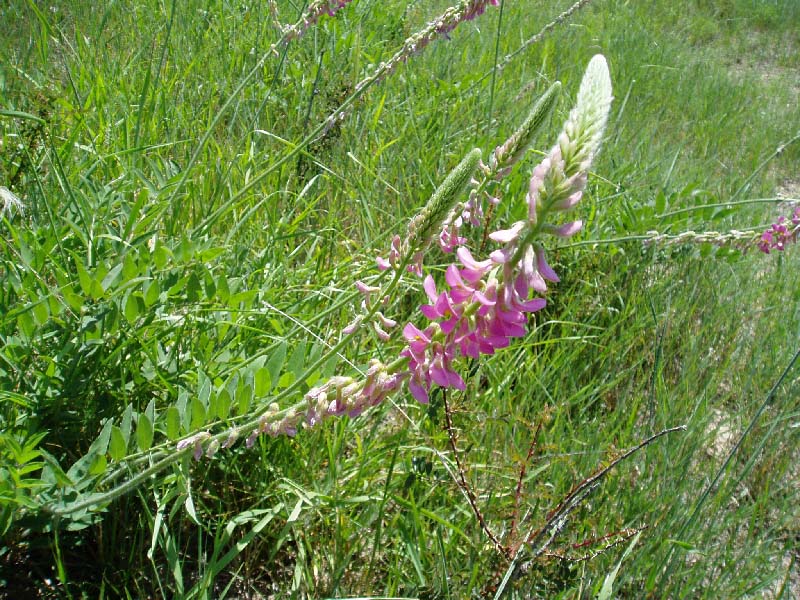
[205,439,220,458]
[376,256,391,270]
[355,280,380,295]
[535,247,560,282]
[222,429,239,448]
[373,321,391,341]
[548,220,583,237]
[377,312,397,328]
[342,316,363,334]
[489,221,525,243]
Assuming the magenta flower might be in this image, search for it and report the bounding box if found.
[401,230,548,401]
[759,205,800,254]
[392,55,613,406]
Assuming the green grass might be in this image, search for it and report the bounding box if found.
[1,0,799,598]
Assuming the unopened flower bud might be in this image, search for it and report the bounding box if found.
[494,81,561,168]
[407,148,482,251]
[205,439,220,458]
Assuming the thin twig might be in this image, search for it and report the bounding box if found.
[528,425,684,556]
[492,424,686,599]
[470,0,595,95]
[443,391,509,558]
[508,419,543,547]
[543,525,648,563]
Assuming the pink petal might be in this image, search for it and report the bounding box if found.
[403,322,430,343]
[445,264,469,290]
[420,304,439,319]
[456,246,492,272]
[489,221,525,243]
[435,292,455,317]
[474,289,496,306]
[552,190,583,211]
[490,248,510,264]
[535,247,560,282]
[430,363,451,387]
[408,380,429,403]
[440,316,460,334]
[447,369,466,390]
[552,220,583,238]
[518,297,547,312]
[423,275,438,303]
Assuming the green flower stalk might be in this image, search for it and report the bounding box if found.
[407,149,483,250]
[491,81,562,171]
[439,82,562,254]
[378,148,482,275]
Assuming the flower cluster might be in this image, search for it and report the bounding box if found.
[240,360,402,449]
[402,245,548,403]
[758,204,800,253]
[401,55,612,403]
[175,56,613,459]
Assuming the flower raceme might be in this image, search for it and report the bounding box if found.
[178,56,613,457]
[758,204,800,254]
[399,55,613,403]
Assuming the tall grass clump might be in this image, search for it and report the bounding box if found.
[1,0,798,597]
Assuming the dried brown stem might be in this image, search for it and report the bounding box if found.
[443,391,509,558]
[543,526,648,563]
[492,425,686,598]
[508,419,543,547]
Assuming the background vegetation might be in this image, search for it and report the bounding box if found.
[1,0,798,597]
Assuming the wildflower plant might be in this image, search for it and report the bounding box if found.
[201,55,613,452]
[44,55,613,523]
[6,1,799,596]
